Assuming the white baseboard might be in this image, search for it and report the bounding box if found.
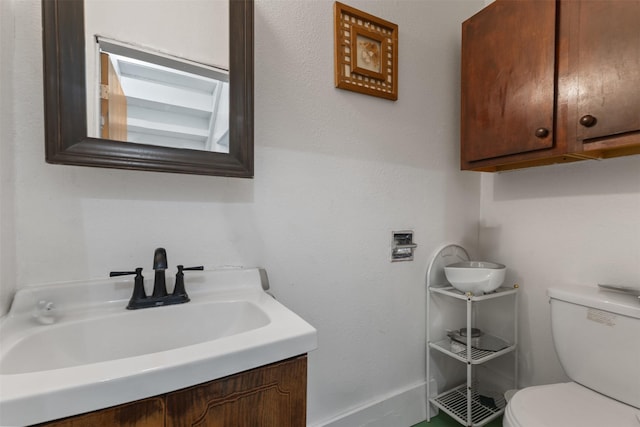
[310,381,434,427]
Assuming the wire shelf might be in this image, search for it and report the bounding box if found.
[431,384,506,426]
[429,339,516,364]
[429,285,518,301]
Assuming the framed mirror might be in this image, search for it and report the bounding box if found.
[42,0,253,177]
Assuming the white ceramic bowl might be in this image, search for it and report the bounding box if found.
[444,261,506,294]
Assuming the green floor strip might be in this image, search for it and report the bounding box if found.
[411,411,503,427]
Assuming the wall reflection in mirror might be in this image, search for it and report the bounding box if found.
[84,0,230,153]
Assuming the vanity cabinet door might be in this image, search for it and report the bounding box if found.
[567,0,640,153]
[461,0,557,167]
[35,397,165,427]
[165,355,307,427]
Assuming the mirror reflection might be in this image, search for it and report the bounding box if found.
[84,0,230,153]
[95,39,230,152]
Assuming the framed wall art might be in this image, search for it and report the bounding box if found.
[333,2,398,101]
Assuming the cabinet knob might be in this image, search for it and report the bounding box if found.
[534,127,550,138]
[579,114,597,127]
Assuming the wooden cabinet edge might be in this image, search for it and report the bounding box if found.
[462,140,640,172]
[583,134,640,157]
[460,150,588,172]
[34,397,166,427]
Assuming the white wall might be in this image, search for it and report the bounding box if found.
[1,0,484,425]
[479,156,640,387]
[1,0,17,319]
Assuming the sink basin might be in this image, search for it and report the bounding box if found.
[444,261,506,294]
[1,300,269,375]
[0,268,317,426]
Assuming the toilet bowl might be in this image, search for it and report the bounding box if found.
[503,382,640,427]
[504,285,640,427]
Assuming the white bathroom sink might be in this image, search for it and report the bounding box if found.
[444,261,506,294]
[0,300,270,375]
[0,268,317,426]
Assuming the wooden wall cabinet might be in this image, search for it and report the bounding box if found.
[461,0,640,172]
[36,356,307,427]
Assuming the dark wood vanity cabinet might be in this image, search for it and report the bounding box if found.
[165,355,307,427]
[36,356,307,427]
[461,0,640,172]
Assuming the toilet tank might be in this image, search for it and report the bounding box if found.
[548,285,640,409]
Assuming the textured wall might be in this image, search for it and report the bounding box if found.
[1,0,483,424]
[479,156,640,387]
[462,0,640,392]
[1,0,17,317]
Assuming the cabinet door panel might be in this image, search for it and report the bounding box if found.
[166,356,307,427]
[461,0,557,163]
[574,0,640,142]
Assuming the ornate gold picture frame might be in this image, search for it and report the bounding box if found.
[334,2,398,101]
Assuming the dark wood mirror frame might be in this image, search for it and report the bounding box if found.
[42,0,254,177]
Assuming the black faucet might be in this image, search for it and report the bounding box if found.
[110,248,203,310]
[152,248,168,298]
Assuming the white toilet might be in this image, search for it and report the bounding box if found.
[504,285,640,427]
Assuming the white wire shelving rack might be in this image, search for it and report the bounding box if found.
[426,245,518,427]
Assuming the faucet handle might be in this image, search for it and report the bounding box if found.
[172,265,203,298]
[110,269,147,309]
[110,268,143,277]
[180,266,204,272]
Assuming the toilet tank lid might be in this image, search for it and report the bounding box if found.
[548,285,640,319]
